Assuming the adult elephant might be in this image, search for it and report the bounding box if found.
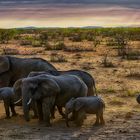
[0,56,57,87]
[28,69,96,96]
[22,74,87,126]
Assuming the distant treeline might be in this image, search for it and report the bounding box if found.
[0,27,140,44]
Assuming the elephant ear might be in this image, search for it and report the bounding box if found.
[40,78,60,97]
[75,100,84,111]
[0,56,10,73]
[13,79,23,97]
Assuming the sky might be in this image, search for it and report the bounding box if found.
[0,0,140,28]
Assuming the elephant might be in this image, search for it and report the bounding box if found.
[0,56,57,87]
[136,94,140,104]
[0,87,17,118]
[13,79,38,118]
[28,69,96,96]
[22,74,88,126]
[65,96,105,127]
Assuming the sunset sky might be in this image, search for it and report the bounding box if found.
[0,0,140,28]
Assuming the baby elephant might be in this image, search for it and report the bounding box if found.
[136,94,140,104]
[0,87,17,118]
[65,96,105,127]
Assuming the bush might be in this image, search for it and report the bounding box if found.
[101,54,115,68]
[0,29,17,44]
[32,40,41,47]
[126,49,140,60]
[69,34,82,42]
[46,42,66,50]
[53,42,66,50]
[50,53,67,63]
[20,40,32,46]
[39,32,48,45]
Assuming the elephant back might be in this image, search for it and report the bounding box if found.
[0,56,10,73]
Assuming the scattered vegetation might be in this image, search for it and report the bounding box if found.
[1,47,19,55]
[101,50,115,67]
[120,90,139,97]
[50,53,67,63]
[126,68,140,79]
[0,29,17,44]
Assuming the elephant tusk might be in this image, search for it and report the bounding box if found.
[27,98,32,106]
[14,98,22,104]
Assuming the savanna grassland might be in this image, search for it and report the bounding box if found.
[0,27,140,139]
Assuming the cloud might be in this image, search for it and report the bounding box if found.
[0,1,139,28]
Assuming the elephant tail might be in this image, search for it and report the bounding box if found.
[98,96,105,111]
[94,86,97,96]
[93,79,97,96]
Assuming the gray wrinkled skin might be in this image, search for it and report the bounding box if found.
[136,94,140,104]
[0,87,17,118]
[0,56,57,87]
[65,96,105,127]
[28,69,96,96]
[22,74,87,126]
[13,79,38,118]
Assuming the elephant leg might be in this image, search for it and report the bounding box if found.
[75,110,85,127]
[4,102,10,118]
[94,113,100,126]
[50,105,55,119]
[10,104,17,116]
[42,99,51,127]
[57,106,65,118]
[100,111,105,125]
[36,100,43,122]
[31,101,38,119]
[69,110,76,121]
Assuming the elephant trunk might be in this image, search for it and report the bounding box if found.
[22,88,31,121]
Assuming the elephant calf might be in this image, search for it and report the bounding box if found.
[0,87,17,118]
[136,94,140,104]
[65,96,105,127]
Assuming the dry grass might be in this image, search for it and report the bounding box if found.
[0,35,139,139]
[50,53,67,63]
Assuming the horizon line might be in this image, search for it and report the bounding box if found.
[0,25,140,29]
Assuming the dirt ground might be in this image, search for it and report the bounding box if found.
[0,47,140,139]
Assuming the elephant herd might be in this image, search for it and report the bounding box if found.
[0,56,105,127]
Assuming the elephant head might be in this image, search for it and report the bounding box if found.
[22,76,60,121]
[65,98,76,127]
[65,98,84,127]
[0,56,10,87]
